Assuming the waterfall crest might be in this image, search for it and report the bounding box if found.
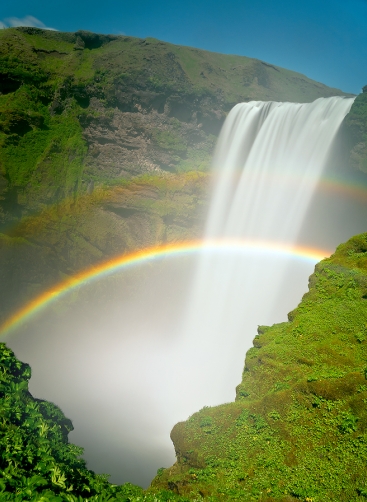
[180,96,355,406]
[207,97,355,241]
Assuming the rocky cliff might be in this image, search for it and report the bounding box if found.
[345,88,367,173]
[0,27,353,229]
[0,172,208,322]
[0,26,357,323]
[151,233,367,501]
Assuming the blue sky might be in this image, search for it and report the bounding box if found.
[0,0,366,94]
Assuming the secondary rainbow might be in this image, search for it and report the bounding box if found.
[0,239,331,337]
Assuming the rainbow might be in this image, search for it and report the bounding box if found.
[211,171,367,204]
[3,172,367,238]
[0,239,331,337]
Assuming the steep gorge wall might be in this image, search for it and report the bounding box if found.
[0,27,354,228]
[151,233,367,501]
[0,172,209,322]
[344,88,367,173]
[1,27,361,323]
[1,27,367,502]
[2,233,367,501]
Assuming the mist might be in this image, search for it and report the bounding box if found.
[4,98,367,488]
[2,250,323,485]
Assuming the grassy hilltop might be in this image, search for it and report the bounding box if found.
[0,26,353,227]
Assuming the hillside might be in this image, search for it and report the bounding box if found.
[1,26,359,324]
[150,233,367,501]
[0,27,353,229]
[0,172,209,322]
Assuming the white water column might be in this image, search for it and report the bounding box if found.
[178,97,355,406]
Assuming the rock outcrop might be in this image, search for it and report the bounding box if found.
[345,90,367,173]
[150,233,367,501]
[0,173,209,323]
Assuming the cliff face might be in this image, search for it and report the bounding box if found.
[0,172,209,322]
[344,89,367,173]
[0,27,352,228]
[2,27,367,501]
[0,26,356,323]
[151,233,367,501]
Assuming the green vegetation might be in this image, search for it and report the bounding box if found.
[2,230,367,500]
[0,26,352,227]
[345,91,367,172]
[0,343,205,500]
[149,233,367,501]
[0,342,143,501]
[2,232,367,501]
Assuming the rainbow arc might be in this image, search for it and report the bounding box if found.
[0,239,331,337]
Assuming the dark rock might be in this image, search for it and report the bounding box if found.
[344,91,367,172]
[74,36,85,51]
[167,481,179,494]
[0,74,22,95]
[75,30,117,50]
[49,99,63,115]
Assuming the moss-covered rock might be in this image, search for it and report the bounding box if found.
[149,233,367,501]
[3,233,367,500]
[345,89,367,173]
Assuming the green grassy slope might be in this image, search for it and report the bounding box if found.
[0,27,349,107]
[0,27,353,228]
[150,233,367,501]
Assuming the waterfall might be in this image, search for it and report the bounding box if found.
[179,96,355,406]
[208,97,355,241]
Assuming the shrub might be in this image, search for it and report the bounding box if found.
[338,411,358,434]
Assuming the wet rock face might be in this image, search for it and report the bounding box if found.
[0,172,209,322]
[81,98,216,178]
[344,91,367,173]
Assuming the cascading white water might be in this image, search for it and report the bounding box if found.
[179,96,355,405]
[208,97,355,240]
